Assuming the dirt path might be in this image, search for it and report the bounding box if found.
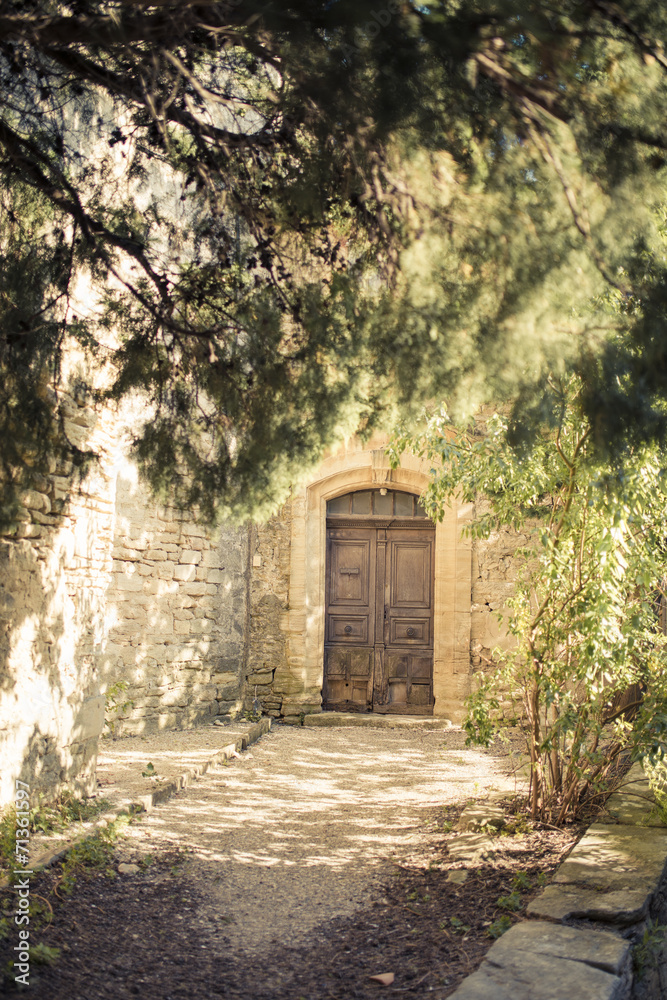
[3,724,575,1000]
[118,725,523,957]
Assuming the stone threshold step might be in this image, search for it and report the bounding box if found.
[299,712,453,730]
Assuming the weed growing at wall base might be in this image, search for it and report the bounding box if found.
[58,814,131,896]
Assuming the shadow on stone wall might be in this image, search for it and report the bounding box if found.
[0,394,114,808]
[97,464,249,739]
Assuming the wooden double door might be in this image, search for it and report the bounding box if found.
[323,523,435,715]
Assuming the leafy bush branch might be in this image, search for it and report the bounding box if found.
[393,376,667,823]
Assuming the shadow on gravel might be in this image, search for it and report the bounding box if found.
[1,727,543,999]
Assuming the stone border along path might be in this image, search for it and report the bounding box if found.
[6,714,667,998]
[448,761,667,1000]
[0,718,272,888]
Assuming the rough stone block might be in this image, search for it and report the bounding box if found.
[527,823,667,925]
[217,683,241,701]
[70,695,105,743]
[173,564,196,582]
[180,523,207,538]
[498,921,628,975]
[447,832,497,864]
[456,803,506,832]
[600,763,662,827]
[247,671,274,686]
[113,546,140,562]
[272,670,305,696]
[212,671,239,685]
[114,573,143,592]
[21,489,51,513]
[448,923,628,1000]
[202,551,224,569]
[179,551,202,565]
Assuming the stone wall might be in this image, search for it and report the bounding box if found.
[101,462,250,736]
[0,401,253,806]
[1,413,534,808]
[0,394,115,808]
[470,498,528,707]
[243,507,292,717]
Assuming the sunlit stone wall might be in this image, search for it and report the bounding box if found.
[469,497,526,707]
[0,393,115,808]
[101,461,250,736]
[243,507,293,718]
[0,396,252,806]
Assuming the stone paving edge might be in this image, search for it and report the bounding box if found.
[0,718,272,889]
[448,762,666,1000]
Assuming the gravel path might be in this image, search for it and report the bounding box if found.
[117,724,524,958]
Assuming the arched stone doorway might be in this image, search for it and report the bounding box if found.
[324,489,436,714]
[282,438,474,723]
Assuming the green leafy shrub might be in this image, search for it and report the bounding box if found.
[393,375,667,824]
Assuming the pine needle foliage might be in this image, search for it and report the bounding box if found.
[3,3,667,519]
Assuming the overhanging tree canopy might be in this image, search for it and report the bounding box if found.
[3,1,667,522]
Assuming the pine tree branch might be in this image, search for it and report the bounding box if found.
[524,112,633,297]
[587,0,667,74]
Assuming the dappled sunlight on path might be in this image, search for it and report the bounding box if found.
[122,725,519,956]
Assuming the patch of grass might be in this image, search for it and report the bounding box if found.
[0,810,16,872]
[512,871,532,891]
[499,815,533,837]
[0,793,110,874]
[30,942,60,965]
[496,891,522,912]
[4,942,60,986]
[449,916,471,935]
[30,791,110,834]
[58,814,130,895]
[487,914,512,938]
[633,919,667,980]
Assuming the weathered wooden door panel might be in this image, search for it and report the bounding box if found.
[324,528,376,711]
[323,647,373,708]
[381,650,434,714]
[327,614,369,644]
[324,509,434,715]
[328,536,373,608]
[374,527,435,714]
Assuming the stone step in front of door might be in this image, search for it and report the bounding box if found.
[300,711,453,730]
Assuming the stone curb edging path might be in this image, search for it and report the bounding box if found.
[448,762,667,1000]
[0,718,271,887]
[5,715,667,999]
